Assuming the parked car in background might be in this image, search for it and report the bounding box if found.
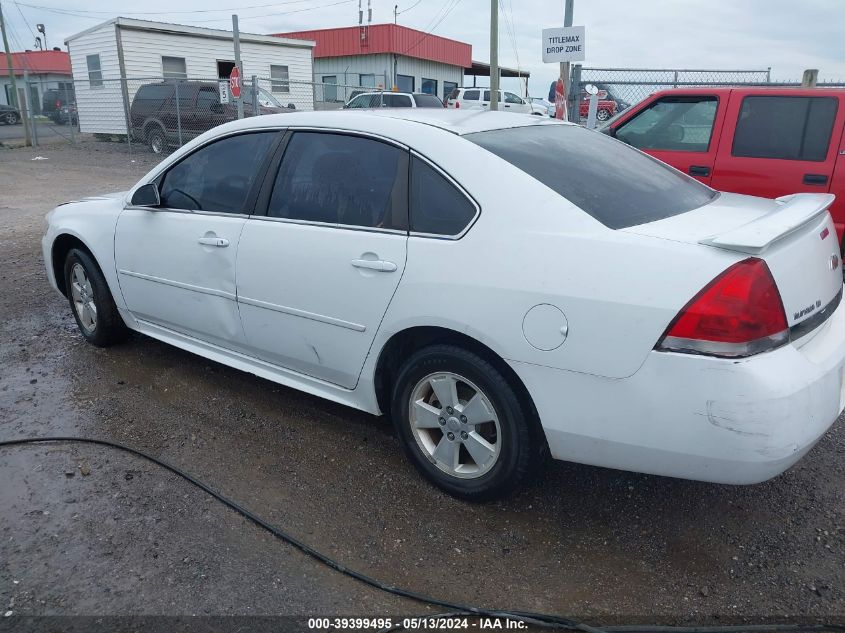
[601,87,845,249]
[578,88,618,121]
[591,82,632,112]
[0,103,20,125]
[42,86,77,124]
[344,91,444,109]
[530,97,555,117]
[446,87,540,115]
[130,80,293,154]
[42,110,845,501]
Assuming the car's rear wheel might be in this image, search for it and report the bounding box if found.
[597,108,611,121]
[64,248,130,347]
[2,111,17,125]
[146,125,166,154]
[391,344,542,501]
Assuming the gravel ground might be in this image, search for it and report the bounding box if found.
[1,143,844,628]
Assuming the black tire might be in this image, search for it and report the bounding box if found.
[1,112,16,125]
[146,125,166,154]
[63,248,130,347]
[390,344,543,501]
[596,108,611,122]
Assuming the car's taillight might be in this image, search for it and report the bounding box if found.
[454,101,460,109]
[56,100,61,108]
[656,258,788,358]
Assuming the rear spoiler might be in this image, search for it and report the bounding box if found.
[699,193,836,254]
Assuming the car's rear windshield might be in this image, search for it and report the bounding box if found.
[465,124,718,229]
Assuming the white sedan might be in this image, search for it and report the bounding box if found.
[42,110,845,500]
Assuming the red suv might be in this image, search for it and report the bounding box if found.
[602,87,845,248]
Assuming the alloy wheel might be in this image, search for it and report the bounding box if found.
[70,263,97,333]
[408,372,501,479]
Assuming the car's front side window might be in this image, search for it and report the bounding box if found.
[267,132,408,230]
[159,132,278,213]
[616,96,718,152]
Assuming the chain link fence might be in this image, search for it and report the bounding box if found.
[573,67,845,123]
[0,74,377,154]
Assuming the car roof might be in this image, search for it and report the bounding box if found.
[648,86,845,98]
[222,108,569,137]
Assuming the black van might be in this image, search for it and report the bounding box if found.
[129,81,293,153]
[42,86,77,124]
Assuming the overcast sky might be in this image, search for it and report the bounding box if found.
[4,0,844,94]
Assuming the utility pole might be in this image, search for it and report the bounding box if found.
[232,14,243,120]
[0,1,20,109]
[489,0,499,111]
[560,0,574,121]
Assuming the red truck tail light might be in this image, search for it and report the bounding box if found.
[656,258,788,358]
[454,101,460,109]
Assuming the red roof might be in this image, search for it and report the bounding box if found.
[0,50,71,77]
[276,24,471,68]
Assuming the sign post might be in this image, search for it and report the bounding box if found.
[541,24,585,120]
[229,66,242,100]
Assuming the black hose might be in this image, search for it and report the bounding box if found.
[2,436,843,633]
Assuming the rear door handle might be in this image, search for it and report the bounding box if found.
[804,173,829,185]
[689,165,711,177]
[198,237,229,247]
[351,259,397,272]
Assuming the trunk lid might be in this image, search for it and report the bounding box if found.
[624,192,842,332]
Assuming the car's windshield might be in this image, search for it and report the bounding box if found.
[257,87,283,108]
[465,123,718,229]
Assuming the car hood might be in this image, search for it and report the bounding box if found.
[58,191,128,207]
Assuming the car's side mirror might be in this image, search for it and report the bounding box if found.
[131,183,161,207]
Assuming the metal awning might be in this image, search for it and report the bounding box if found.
[464,60,530,79]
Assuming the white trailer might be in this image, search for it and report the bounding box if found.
[65,17,315,135]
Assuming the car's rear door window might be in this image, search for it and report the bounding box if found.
[410,156,477,236]
[462,90,480,101]
[466,124,717,229]
[159,132,278,213]
[732,96,838,161]
[267,132,408,230]
[383,94,413,108]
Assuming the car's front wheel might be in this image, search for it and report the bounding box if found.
[597,108,611,121]
[391,344,543,501]
[2,111,17,125]
[64,248,130,347]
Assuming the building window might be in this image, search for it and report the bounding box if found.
[359,73,376,89]
[271,64,290,93]
[444,81,458,100]
[86,54,103,88]
[396,74,414,93]
[162,56,187,79]
[322,76,338,102]
[421,78,437,96]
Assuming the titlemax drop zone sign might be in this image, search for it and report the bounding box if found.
[542,26,586,63]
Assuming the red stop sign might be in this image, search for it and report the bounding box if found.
[229,66,241,99]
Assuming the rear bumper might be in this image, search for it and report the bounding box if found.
[512,296,845,484]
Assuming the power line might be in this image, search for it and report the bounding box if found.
[15,0,345,15]
[399,0,462,56]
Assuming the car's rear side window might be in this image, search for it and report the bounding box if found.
[465,124,717,229]
[410,157,477,236]
[732,96,838,161]
[414,94,444,108]
[134,84,171,104]
[462,90,480,101]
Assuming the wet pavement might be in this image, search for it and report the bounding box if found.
[1,144,844,625]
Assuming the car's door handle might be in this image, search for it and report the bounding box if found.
[351,259,397,272]
[198,237,229,247]
[689,165,711,176]
[804,173,829,185]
